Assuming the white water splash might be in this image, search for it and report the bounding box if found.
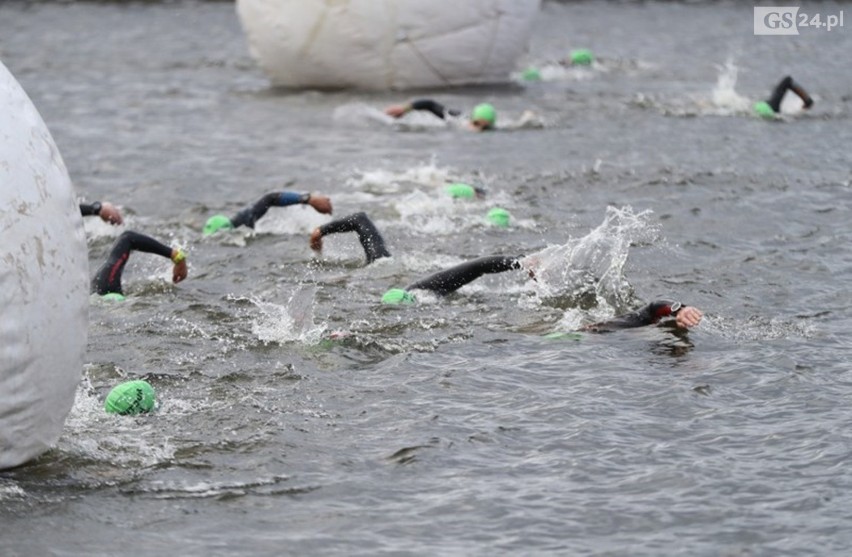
[251,287,327,345]
[710,58,752,114]
[346,159,459,194]
[521,206,660,310]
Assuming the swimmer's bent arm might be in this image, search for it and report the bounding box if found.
[310,212,391,264]
[80,201,123,225]
[766,76,814,113]
[406,255,524,296]
[91,231,187,295]
[230,191,333,229]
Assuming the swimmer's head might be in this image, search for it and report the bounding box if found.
[381,288,416,305]
[486,207,511,228]
[570,49,594,66]
[203,214,234,236]
[521,67,542,81]
[753,101,776,119]
[445,183,476,199]
[101,292,126,302]
[470,103,497,130]
[104,379,156,415]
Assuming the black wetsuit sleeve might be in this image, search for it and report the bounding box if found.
[584,300,681,332]
[409,99,451,120]
[405,255,523,296]
[766,76,814,112]
[91,231,173,295]
[230,192,307,229]
[80,202,101,217]
[318,212,391,264]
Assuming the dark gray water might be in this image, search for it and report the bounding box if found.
[2,1,852,555]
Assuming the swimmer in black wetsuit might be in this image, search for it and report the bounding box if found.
[581,300,703,332]
[91,231,187,296]
[405,255,524,296]
[385,99,497,131]
[203,191,333,236]
[309,213,522,290]
[385,257,704,330]
[754,76,814,116]
[80,201,123,225]
[310,214,702,329]
[309,212,391,264]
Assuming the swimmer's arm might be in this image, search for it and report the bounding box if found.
[170,248,188,284]
[406,255,523,296]
[675,306,702,328]
[385,99,457,120]
[582,300,699,332]
[271,192,332,214]
[80,201,123,225]
[310,214,355,251]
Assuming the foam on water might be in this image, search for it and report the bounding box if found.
[522,206,660,313]
[250,286,327,345]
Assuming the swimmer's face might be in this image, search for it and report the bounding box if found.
[470,119,492,131]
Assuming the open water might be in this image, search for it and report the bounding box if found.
[1,1,851,555]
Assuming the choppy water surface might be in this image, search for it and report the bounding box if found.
[2,1,852,555]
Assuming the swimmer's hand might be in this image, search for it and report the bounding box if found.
[384,104,410,118]
[172,260,188,284]
[309,228,323,252]
[99,202,123,225]
[307,194,333,215]
[675,306,702,328]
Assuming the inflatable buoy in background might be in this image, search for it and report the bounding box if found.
[236,0,541,90]
[0,60,89,470]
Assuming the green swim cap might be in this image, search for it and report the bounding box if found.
[101,292,126,302]
[471,103,497,127]
[445,183,476,199]
[487,207,511,228]
[753,101,775,119]
[570,49,594,66]
[381,288,416,305]
[105,380,156,415]
[522,67,542,81]
[203,214,234,236]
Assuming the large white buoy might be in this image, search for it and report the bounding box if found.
[237,0,541,90]
[0,60,88,470]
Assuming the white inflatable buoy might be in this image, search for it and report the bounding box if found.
[237,0,541,90]
[0,60,88,470]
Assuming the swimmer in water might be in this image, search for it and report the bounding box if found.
[381,255,703,330]
[580,300,703,332]
[754,75,814,118]
[309,212,391,264]
[80,200,123,225]
[384,99,497,132]
[310,214,701,330]
[91,231,187,297]
[203,191,333,236]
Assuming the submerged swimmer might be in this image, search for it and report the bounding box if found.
[91,231,187,298]
[754,75,814,118]
[384,99,498,132]
[521,48,595,80]
[80,200,123,225]
[310,214,701,330]
[381,255,703,331]
[580,300,702,332]
[203,191,333,236]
